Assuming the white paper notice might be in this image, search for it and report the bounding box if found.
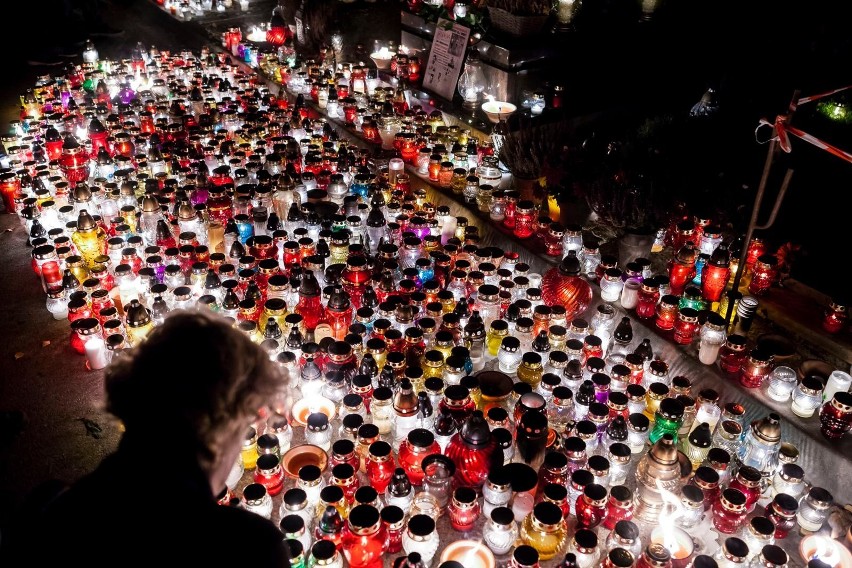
[422,17,472,102]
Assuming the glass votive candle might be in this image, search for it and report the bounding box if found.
[764,493,798,539]
[600,268,624,303]
[673,307,700,344]
[823,369,852,402]
[448,486,481,531]
[771,463,805,499]
[655,294,680,331]
[649,525,695,568]
[698,313,727,365]
[713,487,749,534]
[677,484,705,529]
[603,486,634,531]
[738,349,773,389]
[483,506,519,556]
[620,278,641,310]
[820,391,852,441]
[791,376,824,418]
[738,517,775,561]
[626,413,650,454]
[605,520,642,560]
[796,487,833,532]
[242,482,273,519]
[765,365,798,402]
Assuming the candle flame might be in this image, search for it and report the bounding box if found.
[812,537,841,567]
[655,480,688,556]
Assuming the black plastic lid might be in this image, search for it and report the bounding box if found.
[373,386,393,401]
[487,406,509,424]
[707,447,731,465]
[808,486,833,504]
[280,514,305,534]
[722,487,747,506]
[355,485,378,504]
[553,386,573,400]
[283,487,307,506]
[380,504,405,524]
[649,382,670,396]
[522,352,542,365]
[587,454,609,473]
[285,538,304,559]
[242,483,266,501]
[588,401,609,419]
[773,492,799,512]
[608,391,628,407]
[504,462,539,492]
[563,436,586,454]
[575,420,597,438]
[320,485,344,504]
[571,469,594,487]
[256,453,279,471]
[762,545,788,567]
[574,528,597,549]
[311,539,336,561]
[646,544,672,563]
[369,440,391,458]
[750,515,775,536]
[513,545,539,567]
[724,537,749,559]
[610,485,632,503]
[332,439,355,457]
[543,483,568,502]
[543,451,569,470]
[307,412,329,431]
[615,519,639,540]
[492,427,513,449]
[438,562,464,568]
[332,463,355,481]
[454,486,477,504]
[608,548,635,568]
[738,465,762,483]
[584,483,607,501]
[682,484,704,505]
[407,514,435,536]
[298,464,321,483]
[658,397,685,419]
[348,504,380,529]
[691,555,718,568]
[358,423,380,440]
[491,506,515,525]
[408,428,435,448]
[501,336,520,350]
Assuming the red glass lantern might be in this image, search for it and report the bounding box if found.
[701,243,731,303]
[667,243,696,297]
[445,410,501,490]
[342,505,387,568]
[540,252,593,321]
[822,299,847,334]
[748,254,777,296]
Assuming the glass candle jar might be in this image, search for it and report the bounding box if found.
[713,537,749,568]
[676,485,705,530]
[498,336,522,373]
[402,514,439,567]
[713,488,749,534]
[765,366,798,402]
[737,516,775,561]
[520,502,568,561]
[764,493,798,539]
[513,201,536,239]
[634,279,660,319]
[422,453,455,509]
[483,506,519,556]
[718,334,748,376]
[575,483,608,529]
[448,486,481,531]
[791,376,824,418]
[341,505,386,568]
[748,254,777,296]
[822,300,848,334]
[242,482,273,519]
[649,398,684,444]
[620,278,642,311]
[698,313,727,365]
[738,349,773,389]
[600,269,625,303]
[365,440,395,492]
[567,529,600,568]
[796,487,833,532]
[771,463,805,500]
[673,307,699,344]
[819,391,852,440]
[254,453,286,496]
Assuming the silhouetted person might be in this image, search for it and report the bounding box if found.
[3,310,290,566]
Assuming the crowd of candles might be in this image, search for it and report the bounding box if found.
[4,36,852,568]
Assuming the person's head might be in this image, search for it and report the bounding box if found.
[103,310,285,486]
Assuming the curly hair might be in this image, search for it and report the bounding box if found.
[103,310,286,470]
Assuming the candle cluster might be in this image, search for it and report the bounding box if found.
[3,40,851,568]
